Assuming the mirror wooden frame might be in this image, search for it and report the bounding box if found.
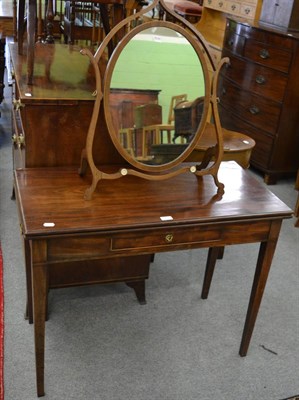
[79,0,229,200]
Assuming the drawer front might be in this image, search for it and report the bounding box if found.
[219,78,281,135]
[222,51,288,102]
[224,32,292,73]
[225,18,293,51]
[204,0,226,11]
[239,3,256,18]
[204,0,258,17]
[112,226,221,251]
[243,40,292,73]
[225,1,240,14]
[219,106,274,169]
[223,32,246,55]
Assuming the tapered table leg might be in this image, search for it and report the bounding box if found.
[31,240,48,397]
[201,247,222,299]
[239,220,282,356]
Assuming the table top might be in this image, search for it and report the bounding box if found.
[9,42,96,102]
[14,162,293,239]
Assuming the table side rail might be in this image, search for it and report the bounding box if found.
[27,218,290,264]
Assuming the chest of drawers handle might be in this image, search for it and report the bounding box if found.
[259,49,270,60]
[255,75,266,85]
[244,7,250,14]
[249,105,260,115]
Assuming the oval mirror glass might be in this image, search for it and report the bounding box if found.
[105,24,208,170]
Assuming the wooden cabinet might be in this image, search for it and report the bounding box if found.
[218,18,299,184]
[260,0,299,31]
[195,0,262,66]
[10,42,97,168]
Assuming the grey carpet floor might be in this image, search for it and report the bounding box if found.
[0,60,299,399]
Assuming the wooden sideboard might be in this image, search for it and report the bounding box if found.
[218,18,299,184]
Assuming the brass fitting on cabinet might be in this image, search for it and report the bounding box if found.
[12,133,25,148]
[18,134,25,148]
[12,98,25,111]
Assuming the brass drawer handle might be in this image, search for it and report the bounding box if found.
[249,105,260,115]
[255,75,266,85]
[244,7,250,14]
[228,38,234,46]
[231,4,236,10]
[259,49,270,59]
[12,134,17,145]
[165,234,174,243]
[218,1,223,7]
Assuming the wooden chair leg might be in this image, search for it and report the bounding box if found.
[126,280,146,304]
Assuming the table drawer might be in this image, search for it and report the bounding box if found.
[219,78,281,135]
[112,226,221,251]
[222,51,288,102]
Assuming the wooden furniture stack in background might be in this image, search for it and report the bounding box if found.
[218,18,299,184]
[259,0,299,31]
[195,0,262,67]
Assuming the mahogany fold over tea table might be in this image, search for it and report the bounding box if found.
[14,162,293,397]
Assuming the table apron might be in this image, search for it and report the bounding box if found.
[40,219,274,263]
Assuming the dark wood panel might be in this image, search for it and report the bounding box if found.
[219,104,274,171]
[222,50,288,102]
[223,19,294,50]
[218,77,281,135]
[223,30,292,73]
[243,40,292,73]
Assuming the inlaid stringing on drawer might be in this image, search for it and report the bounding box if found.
[112,226,221,250]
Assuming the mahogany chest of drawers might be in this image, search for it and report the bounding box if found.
[218,18,299,184]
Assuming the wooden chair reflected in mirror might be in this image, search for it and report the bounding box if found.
[141,94,187,159]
